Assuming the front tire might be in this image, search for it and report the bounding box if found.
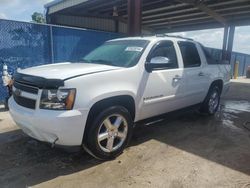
[84,106,133,160]
[200,85,221,115]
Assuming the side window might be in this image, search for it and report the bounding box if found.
[148,41,178,69]
[201,45,212,59]
[178,41,201,68]
[200,45,217,64]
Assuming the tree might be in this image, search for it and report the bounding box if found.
[31,12,45,23]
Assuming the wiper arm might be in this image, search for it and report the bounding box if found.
[80,59,118,66]
[91,59,115,66]
[80,58,91,63]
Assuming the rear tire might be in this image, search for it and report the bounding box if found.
[200,85,221,115]
[83,106,133,160]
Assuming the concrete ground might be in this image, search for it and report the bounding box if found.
[0,79,250,188]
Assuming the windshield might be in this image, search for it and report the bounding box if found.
[82,40,149,67]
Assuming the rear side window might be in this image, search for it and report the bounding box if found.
[178,41,201,68]
[200,45,218,64]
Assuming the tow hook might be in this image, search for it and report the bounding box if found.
[51,138,59,148]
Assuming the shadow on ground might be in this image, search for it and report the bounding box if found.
[0,129,104,187]
[132,105,250,174]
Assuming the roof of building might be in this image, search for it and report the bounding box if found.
[45,0,250,33]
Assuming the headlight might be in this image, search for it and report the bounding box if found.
[40,89,76,110]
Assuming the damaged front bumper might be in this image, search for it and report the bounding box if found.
[8,97,89,147]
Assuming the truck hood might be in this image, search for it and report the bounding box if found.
[18,62,120,80]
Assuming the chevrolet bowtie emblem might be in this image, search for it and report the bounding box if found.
[14,89,22,97]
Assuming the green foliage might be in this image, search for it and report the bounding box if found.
[31,12,45,23]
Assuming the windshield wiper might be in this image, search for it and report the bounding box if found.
[91,59,115,66]
[80,58,91,63]
[80,59,119,67]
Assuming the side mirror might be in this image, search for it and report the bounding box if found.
[145,56,170,72]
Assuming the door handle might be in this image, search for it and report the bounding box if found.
[198,72,205,76]
[173,75,182,82]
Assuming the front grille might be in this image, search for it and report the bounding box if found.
[13,94,36,109]
[14,81,38,94]
[13,81,38,109]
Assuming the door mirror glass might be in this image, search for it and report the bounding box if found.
[150,56,170,64]
[145,56,171,72]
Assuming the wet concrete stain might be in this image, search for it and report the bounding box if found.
[222,100,250,113]
[219,100,250,133]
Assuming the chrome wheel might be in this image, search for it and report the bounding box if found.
[208,90,219,113]
[97,114,128,153]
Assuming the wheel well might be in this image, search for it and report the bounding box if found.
[82,95,135,144]
[87,95,135,124]
[210,79,223,94]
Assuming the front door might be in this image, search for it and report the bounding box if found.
[138,40,186,120]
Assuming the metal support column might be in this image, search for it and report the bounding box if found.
[222,26,228,60]
[226,25,235,62]
[49,25,54,64]
[127,0,142,36]
[114,18,119,33]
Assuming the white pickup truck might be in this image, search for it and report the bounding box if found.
[9,35,230,160]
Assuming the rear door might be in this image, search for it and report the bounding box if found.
[178,41,210,106]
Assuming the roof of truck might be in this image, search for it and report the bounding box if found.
[110,35,195,43]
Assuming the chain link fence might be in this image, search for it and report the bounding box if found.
[0,19,122,101]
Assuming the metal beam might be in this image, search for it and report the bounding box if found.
[102,0,169,17]
[216,4,250,14]
[141,0,249,18]
[143,4,250,25]
[195,3,227,25]
[142,3,187,15]
[143,12,206,25]
[223,10,250,18]
[139,0,250,21]
[154,22,222,33]
[142,7,198,21]
[208,0,250,7]
[146,16,212,27]
[178,0,227,25]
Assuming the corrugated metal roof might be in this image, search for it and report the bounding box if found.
[53,15,116,32]
[44,0,64,8]
[46,0,250,33]
[46,0,89,14]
